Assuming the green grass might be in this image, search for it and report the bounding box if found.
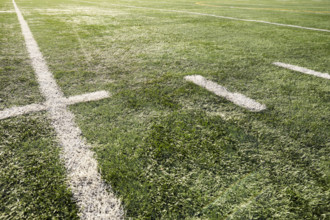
[1,0,329,219]
[0,114,79,219]
[0,6,43,109]
[0,1,79,218]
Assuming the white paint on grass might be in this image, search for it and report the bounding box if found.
[104,3,330,33]
[64,91,110,106]
[32,9,71,12]
[185,75,266,112]
[273,62,330,79]
[0,10,15,13]
[0,91,110,120]
[12,0,123,219]
[0,103,45,120]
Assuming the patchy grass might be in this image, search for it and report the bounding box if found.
[1,0,329,218]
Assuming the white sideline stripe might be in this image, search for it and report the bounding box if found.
[185,75,266,112]
[0,11,15,13]
[0,91,110,120]
[106,3,330,33]
[12,1,123,219]
[273,62,330,79]
[0,104,45,120]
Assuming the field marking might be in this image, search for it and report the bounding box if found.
[12,0,123,219]
[32,8,72,12]
[0,10,15,13]
[195,1,330,14]
[92,2,330,33]
[64,91,110,105]
[0,91,110,120]
[185,75,266,112]
[0,103,46,120]
[273,62,330,79]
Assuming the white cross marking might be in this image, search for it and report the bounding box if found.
[9,0,124,219]
[0,91,109,120]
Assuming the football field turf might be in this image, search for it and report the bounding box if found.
[0,0,329,219]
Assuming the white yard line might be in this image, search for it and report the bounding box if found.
[0,10,15,13]
[0,91,110,120]
[185,75,266,112]
[273,62,330,79]
[12,0,123,219]
[102,3,330,33]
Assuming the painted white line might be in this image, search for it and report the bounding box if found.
[0,104,46,120]
[273,62,330,79]
[185,75,266,112]
[64,91,110,106]
[12,0,123,219]
[0,91,110,120]
[105,3,330,33]
[32,9,71,12]
[0,11,15,13]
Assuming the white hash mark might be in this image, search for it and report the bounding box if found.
[185,75,266,112]
[273,62,330,80]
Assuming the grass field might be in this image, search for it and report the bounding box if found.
[0,0,329,219]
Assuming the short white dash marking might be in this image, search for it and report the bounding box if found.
[185,75,266,112]
[12,0,123,219]
[273,62,330,79]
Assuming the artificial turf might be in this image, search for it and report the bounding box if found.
[1,0,329,219]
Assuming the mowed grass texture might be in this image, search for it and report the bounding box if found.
[1,0,329,219]
[0,115,79,219]
[0,0,79,218]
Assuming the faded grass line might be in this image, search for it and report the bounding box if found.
[199,171,258,213]
[70,21,92,63]
[224,188,266,220]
